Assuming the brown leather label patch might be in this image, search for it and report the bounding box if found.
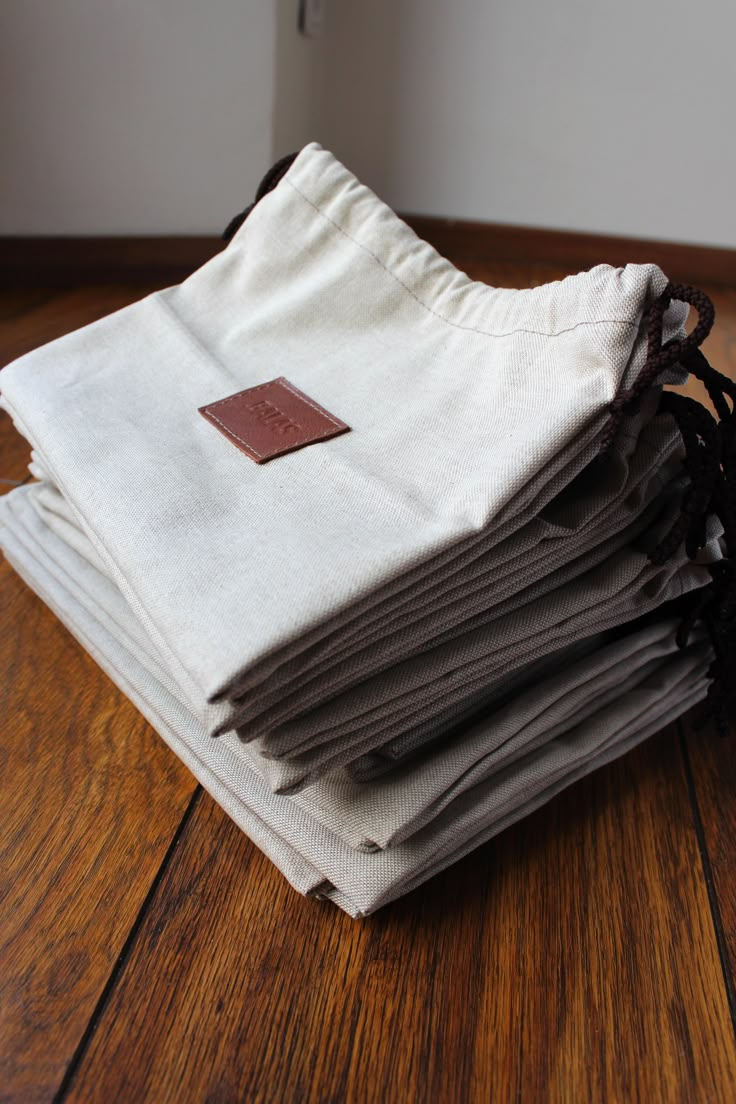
[199,377,350,463]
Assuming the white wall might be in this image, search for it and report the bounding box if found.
[294,0,736,249]
[272,0,329,162]
[0,1,276,234]
[3,0,735,246]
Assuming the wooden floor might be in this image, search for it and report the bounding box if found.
[1,267,736,1104]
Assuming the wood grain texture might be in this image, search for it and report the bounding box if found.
[0,285,157,369]
[3,224,735,289]
[61,728,736,1104]
[0,237,221,290]
[0,562,197,1102]
[0,412,29,487]
[682,713,736,1013]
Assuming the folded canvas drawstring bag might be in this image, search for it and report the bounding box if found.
[1,142,734,916]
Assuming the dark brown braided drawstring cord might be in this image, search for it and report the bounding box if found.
[222,151,299,243]
[601,282,716,451]
[624,282,736,732]
[652,391,722,564]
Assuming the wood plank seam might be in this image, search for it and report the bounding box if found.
[51,786,203,1103]
[678,721,736,1042]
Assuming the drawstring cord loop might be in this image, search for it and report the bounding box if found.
[623,282,736,733]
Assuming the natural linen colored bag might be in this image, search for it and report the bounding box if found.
[0,494,713,914]
[1,142,733,915]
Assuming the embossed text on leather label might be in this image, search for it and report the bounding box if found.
[199,377,350,463]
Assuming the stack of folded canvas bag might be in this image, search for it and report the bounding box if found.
[1,143,734,917]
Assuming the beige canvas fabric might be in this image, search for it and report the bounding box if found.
[250,511,718,772]
[224,409,684,735]
[25,411,689,720]
[12,473,720,800]
[0,487,708,916]
[289,618,699,850]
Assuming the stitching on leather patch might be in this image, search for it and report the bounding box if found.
[198,377,350,463]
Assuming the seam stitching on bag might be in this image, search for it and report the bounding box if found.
[276,377,346,429]
[202,409,266,458]
[284,178,641,343]
[202,378,344,455]
[204,380,279,412]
